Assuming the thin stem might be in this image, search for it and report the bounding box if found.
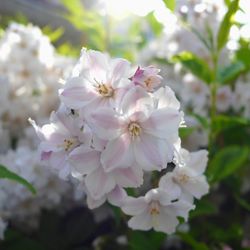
[208,52,219,153]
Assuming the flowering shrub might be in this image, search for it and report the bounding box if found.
[0,0,250,249]
[31,49,209,234]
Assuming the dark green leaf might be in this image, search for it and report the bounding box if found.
[213,115,250,135]
[172,51,212,84]
[207,146,249,183]
[179,127,195,139]
[162,0,176,12]
[234,194,250,212]
[190,199,218,218]
[178,233,210,250]
[217,61,245,84]
[236,47,250,69]
[217,0,239,51]
[0,165,36,194]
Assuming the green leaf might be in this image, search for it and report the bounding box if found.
[172,51,212,84]
[207,146,249,183]
[190,199,218,218]
[217,61,245,84]
[128,231,165,250]
[236,47,250,69]
[162,0,176,12]
[0,165,36,194]
[146,12,163,36]
[178,233,210,250]
[42,26,64,43]
[179,127,195,139]
[212,115,250,135]
[217,0,239,51]
[234,194,250,212]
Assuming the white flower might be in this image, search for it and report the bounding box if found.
[90,86,182,172]
[122,188,194,234]
[159,148,209,200]
[216,86,233,112]
[60,49,131,116]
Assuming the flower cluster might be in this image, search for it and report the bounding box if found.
[32,49,209,234]
[0,23,78,238]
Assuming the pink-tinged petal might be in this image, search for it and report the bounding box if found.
[90,108,124,140]
[122,197,147,216]
[144,189,172,206]
[128,211,152,231]
[87,194,106,209]
[60,77,96,109]
[142,108,181,139]
[101,133,133,172]
[114,166,143,188]
[168,200,195,221]
[159,174,182,200]
[49,151,66,171]
[92,134,107,151]
[154,209,179,234]
[189,150,208,175]
[121,86,152,114]
[110,58,131,85]
[41,151,52,161]
[183,175,209,199]
[134,135,172,171]
[28,118,45,140]
[69,145,101,175]
[107,186,127,207]
[154,86,180,110]
[83,50,109,82]
[85,167,115,200]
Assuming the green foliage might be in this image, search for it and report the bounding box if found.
[172,51,212,84]
[207,146,249,183]
[179,127,195,139]
[0,165,36,194]
[146,12,163,37]
[217,0,240,51]
[212,115,250,135]
[128,231,165,250]
[61,0,106,51]
[42,26,64,43]
[162,0,176,12]
[236,47,250,70]
[190,199,218,218]
[178,233,210,250]
[217,61,245,84]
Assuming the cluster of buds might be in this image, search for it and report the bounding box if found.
[31,49,209,234]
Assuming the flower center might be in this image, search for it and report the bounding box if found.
[128,122,141,139]
[62,138,78,152]
[144,77,153,88]
[96,83,114,97]
[174,173,190,184]
[149,201,160,215]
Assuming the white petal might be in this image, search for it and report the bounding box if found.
[183,175,209,199]
[134,135,171,171]
[122,197,147,216]
[128,212,152,231]
[85,167,116,200]
[189,150,208,175]
[60,77,96,109]
[113,165,143,187]
[107,186,127,207]
[159,174,182,200]
[154,209,179,234]
[101,133,133,172]
[69,145,100,175]
[143,107,181,139]
[90,108,123,140]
